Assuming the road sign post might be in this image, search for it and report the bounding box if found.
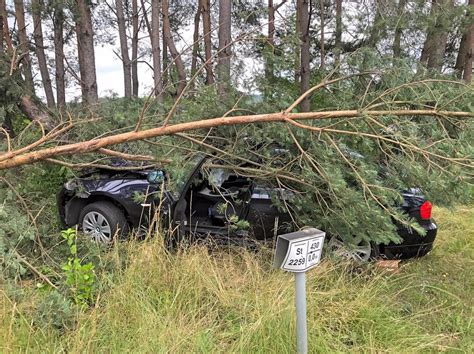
[273,228,326,354]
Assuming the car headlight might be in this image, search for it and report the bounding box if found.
[64,180,77,191]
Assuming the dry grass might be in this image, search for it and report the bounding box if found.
[1,206,473,353]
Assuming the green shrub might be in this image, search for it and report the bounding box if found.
[0,198,35,277]
[61,228,96,306]
[35,290,75,330]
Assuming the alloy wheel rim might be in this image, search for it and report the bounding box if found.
[328,235,372,262]
[82,211,112,243]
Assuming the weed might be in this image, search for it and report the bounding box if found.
[35,290,75,330]
[61,228,96,306]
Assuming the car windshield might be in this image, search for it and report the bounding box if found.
[167,155,205,196]
[207,168,233,188]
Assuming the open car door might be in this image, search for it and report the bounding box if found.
[172,157,294,243]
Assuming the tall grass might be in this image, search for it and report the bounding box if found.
[1,206,473,353]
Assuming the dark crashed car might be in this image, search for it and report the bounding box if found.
[58,157,438,261]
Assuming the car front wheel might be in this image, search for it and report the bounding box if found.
[79,201,129,243]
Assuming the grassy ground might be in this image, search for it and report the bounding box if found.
[1,206,473,353]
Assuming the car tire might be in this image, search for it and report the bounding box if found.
[79,201,130,243]
[327,235,380,262]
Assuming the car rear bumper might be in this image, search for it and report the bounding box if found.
[381,221,437,259]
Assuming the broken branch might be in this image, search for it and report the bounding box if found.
[0,108,471,170]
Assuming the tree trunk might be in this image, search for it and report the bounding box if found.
[190,1,202,90]
[150,0,163,101]
[334,0,342,67]
[75,0,98,105]
[294,3,300,82]
[0,0,3,55]
[463,0,473,82]
[419,0,436,66]
[297,0,310,112]
[116,0,132,98]
[420,37,432,66]
[392,0,406,59]
[76,21,86,98]
[421,0,453,70]
[427,1,452,70]
[455,33,467,77]
[319,0,325,70]
[131,0,139,96]
[14,0,35,94]
[53,4,66,108]
[217,0,232,97]
[1,0,12,51]
[162,0,186,97]
[264,0,278,99]
[31,0,55,107]
[367,0,384,48]
[265,0,275,87]
[201,0,214,85]
[162,17,168,89]
[140,0,151,36]
[18,95,54,130]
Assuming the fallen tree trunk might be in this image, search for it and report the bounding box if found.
[19,95,55,131]
[0,109,472,170]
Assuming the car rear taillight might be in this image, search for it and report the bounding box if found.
[420,201,432,220]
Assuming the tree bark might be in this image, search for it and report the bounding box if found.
[162,0,186,97]
[265,0,275,87]
[75,0,98,105]
[140,0,152,38]
[265,0,285,98]
[18,95,54,130]
[116,0,132,98]
[150,0,163,101]
[421,0,453,70]
[334,0,342,67]
[1,0,12,51]
[53,3,66,108]
[427,0,453,70]
[319,0,325,70]
[162,16,168,89]
[419,0,436,66]
[14,0,35,94]
[31,0,55,107]
[0,0,3,55]
[392,0,406,59]
[131,0,139,96]
[297,0,310,112]
[462,0,473,82]
[367,0,384,48]
[455,33,467,77]
[190,0,202,90]
[217,0,231,97]
[201,0,214,85]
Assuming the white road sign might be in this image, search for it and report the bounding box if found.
[273,228,326,273]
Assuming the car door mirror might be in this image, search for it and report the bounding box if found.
[147,170,165,184]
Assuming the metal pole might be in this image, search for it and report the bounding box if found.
[295,272,308,354]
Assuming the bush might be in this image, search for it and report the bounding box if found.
[35,290,76,330]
